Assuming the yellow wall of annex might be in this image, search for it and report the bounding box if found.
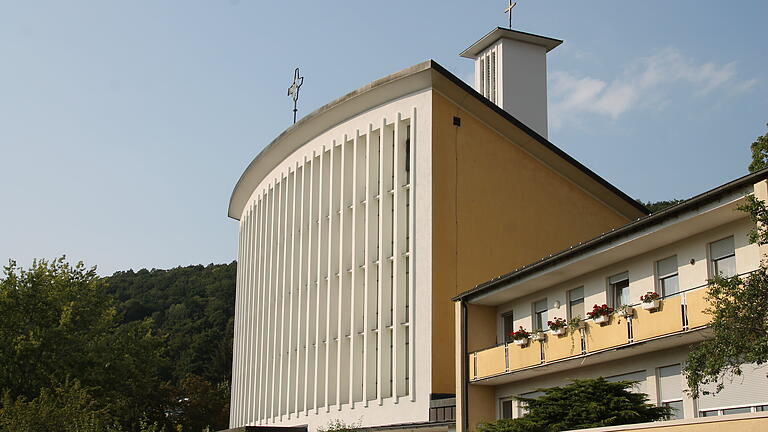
[431,91,634,394]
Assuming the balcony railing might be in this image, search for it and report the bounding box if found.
[469,285,713,381]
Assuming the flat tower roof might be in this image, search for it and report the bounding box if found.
[459,27,563,58]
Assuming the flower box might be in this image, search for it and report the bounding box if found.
[513,337,529,346]
[617,306,634,317]
[552,327,567,336]
[531,332,547,341]
[641,299,660,310]
[593,315,610,325]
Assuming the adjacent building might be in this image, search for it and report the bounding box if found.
[453,172,768,431]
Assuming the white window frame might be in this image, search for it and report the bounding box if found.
[656,255,679,297]
[608,272,630,308]
[532,298,548,332]
[567,286,585,321]
[502,311,515,344]
[709,236,736,278]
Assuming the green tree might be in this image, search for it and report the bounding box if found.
[748,123,768,172]
[635,199,685,213]
[476,378,671,432]
[0,257,168,431]
[0,380,121,432]
[684,194,768,397]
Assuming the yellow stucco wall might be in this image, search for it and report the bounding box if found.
[432,92,633,394]
[475,345,506,379]
[467,384,496,431]
[572,415,768,432]
[543,329,582,362]
[633,297,684,341]
[584,317,629,352]
[685,288,711,328]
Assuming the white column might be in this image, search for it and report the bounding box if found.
[377,118,394,403]
[363,125,380,404]
[350,131,366,406]
[408,108,417,401]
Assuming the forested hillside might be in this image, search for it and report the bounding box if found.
[105,262,237,387]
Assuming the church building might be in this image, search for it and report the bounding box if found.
[226,25,649,431]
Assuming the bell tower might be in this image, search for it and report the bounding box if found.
[460,27,562,139]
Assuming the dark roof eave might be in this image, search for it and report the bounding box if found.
[453,167,768,303]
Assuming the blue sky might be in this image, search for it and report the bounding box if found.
[1,1,766,275]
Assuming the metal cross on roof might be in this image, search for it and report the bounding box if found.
[287,67,304,124]
[505,1,517,29]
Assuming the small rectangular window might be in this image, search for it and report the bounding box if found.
[657,256,679,297]
[501,399,514,419]
[700,410,719,417]
[568,287,584,321]
[533,299,548,332]
[608,272,630,307]
[710,236,736,277]
[658,364,684,420]
[503,312,515,343]
[722,407,752,415]
[663,400,684,420]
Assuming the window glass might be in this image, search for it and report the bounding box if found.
[658,364,684,419]
[711,237,736,277]
[503,312,515,343]
[533,299,548,331]
[608,272,630,307]
[722,407,752,415]
[664,400,684,420]
[501,399,514,419]
[568,287,584,320]
[657,256,679,296]
[700,410,719,417]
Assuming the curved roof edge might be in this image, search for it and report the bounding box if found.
[229,60,650,221]
[228,60,435,220]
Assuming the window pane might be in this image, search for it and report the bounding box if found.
[569,297,584,320]
[569,287,584,301]
[501,400,514,419]
[612,279,629,306]
[658,364,683,401]
[503,313,514,343]
[664,400,684,420]
[661,274,679,296]
[657,256,678,278]
[609,272,629,285]
[722,407,752,415]
[714,255,737,277]
[534,299,547,331]
[700,410,719,417]
[711,237,735,260]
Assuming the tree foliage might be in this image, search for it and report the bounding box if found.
[0,380,120,432]
[684,195,768,397]
[104,262,236,386]
[0,257,168,431]
[477,378,671,432]
[748,123,768,173]
[635,199,685,213]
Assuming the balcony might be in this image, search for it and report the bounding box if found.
[469,286,712,383]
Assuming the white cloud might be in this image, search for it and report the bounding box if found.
[549,48,756,129]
